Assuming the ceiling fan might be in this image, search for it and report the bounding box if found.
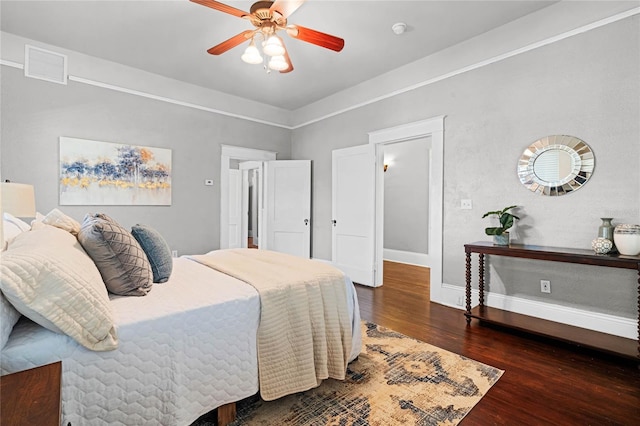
[191,0,345,73]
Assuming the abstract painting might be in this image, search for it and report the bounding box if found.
[59,137,171,205]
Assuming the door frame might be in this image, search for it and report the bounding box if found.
[368,116,445,301]
[220,145,276,249]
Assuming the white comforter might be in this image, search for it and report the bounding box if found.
[1,257,362,425]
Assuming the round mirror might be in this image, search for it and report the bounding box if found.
[518,135,595,196]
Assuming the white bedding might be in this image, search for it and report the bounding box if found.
[1,256,362,425]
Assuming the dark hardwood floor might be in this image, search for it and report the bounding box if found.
[355,261,640,425]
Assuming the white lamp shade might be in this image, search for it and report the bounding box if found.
[1,182,36,218]
[262,35,285,57]
[268,55,288,71]
[241,42,263,65]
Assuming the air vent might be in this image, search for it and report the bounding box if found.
[24,45,67,85]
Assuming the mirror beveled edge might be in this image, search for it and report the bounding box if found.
[517,135,595,196]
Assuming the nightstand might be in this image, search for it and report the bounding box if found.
[0,361,62,426]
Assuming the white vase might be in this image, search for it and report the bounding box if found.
[613,224,640,256]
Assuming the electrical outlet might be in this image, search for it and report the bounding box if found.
[460,199,472,210]
[456,296,464,306]
[172,250,178,258]
[540,280,551,293]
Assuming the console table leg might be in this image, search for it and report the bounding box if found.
[636,265,639,360]
[479,253,485,308]
[465,251,472,324]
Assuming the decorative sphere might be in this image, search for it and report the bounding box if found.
[591,237,613,254]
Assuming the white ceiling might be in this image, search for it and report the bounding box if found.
[1,1,557,110]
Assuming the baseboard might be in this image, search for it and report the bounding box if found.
[437,283,636,340]
[383,249,428,266]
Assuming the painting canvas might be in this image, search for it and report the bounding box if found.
[59,137,171,205]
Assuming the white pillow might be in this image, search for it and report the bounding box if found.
[0,290,21,349]
[2,212,31,249]
[0,224,118,351]
[42,208,81,235]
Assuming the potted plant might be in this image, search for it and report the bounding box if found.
[482,205,520,246]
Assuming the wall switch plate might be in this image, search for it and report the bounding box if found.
[540,280,551,293]
[204,179,214,186]
[461,199,472,209]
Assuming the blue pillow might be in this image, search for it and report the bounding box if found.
[131,224,173,283]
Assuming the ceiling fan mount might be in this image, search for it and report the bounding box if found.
[190,0,344,73]
[248,1,287,27]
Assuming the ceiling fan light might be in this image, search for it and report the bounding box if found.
[262,35,285,57]
[241,40,263,64]
[268,55,288,71]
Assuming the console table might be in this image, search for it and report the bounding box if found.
[464,241,640,360]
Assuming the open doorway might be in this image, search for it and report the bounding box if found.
[247,168,259,248]
[220,145,276,250]
[238,161,263,249]
[331,116,444,296]
[382,137,431,265]
[370,116,444,303]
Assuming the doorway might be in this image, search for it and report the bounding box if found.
[381,137,431,265]
[247,168,259,248]
[221,146,312,258]
[370,116,444,302]
[331,116,444,298]
[220,145,276,250]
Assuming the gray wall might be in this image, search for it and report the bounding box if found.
[292,16,640,318]
[0,66,291,255]
[383,138,430,254]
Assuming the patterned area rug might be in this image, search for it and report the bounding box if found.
[196,321,503,426]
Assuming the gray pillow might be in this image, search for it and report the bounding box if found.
[131,224,173,283]
[78,214,153,296]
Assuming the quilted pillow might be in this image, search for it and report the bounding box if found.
[131,224,173,283]
[78,213,153,296]
[0,224,118,351]
[0,290,21,349]
[42,208,81,235]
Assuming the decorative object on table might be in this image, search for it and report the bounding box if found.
[59,137,172,206]
[517,135,595,196]
[482,205,520,246]
[591,237,613,254]
[613,224,640,256]
[597,217,617,253]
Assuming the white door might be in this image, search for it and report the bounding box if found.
[263,160,311,258]
[332,145,379,286]
[228,169,242,248]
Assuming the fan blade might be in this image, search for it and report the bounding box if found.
[270,0,305,19]
[286,25,344,52]
[280,49,294,73]
[207,30,254,55]
[190,0,249,18]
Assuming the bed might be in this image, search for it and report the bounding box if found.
[0,211,362,425]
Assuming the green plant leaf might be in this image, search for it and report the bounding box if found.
[500,205,518,215]
[482,210,502,218]
[500,214,514,229]
[485,227,504,236]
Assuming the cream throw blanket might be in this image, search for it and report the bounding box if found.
[188,249,352,401]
